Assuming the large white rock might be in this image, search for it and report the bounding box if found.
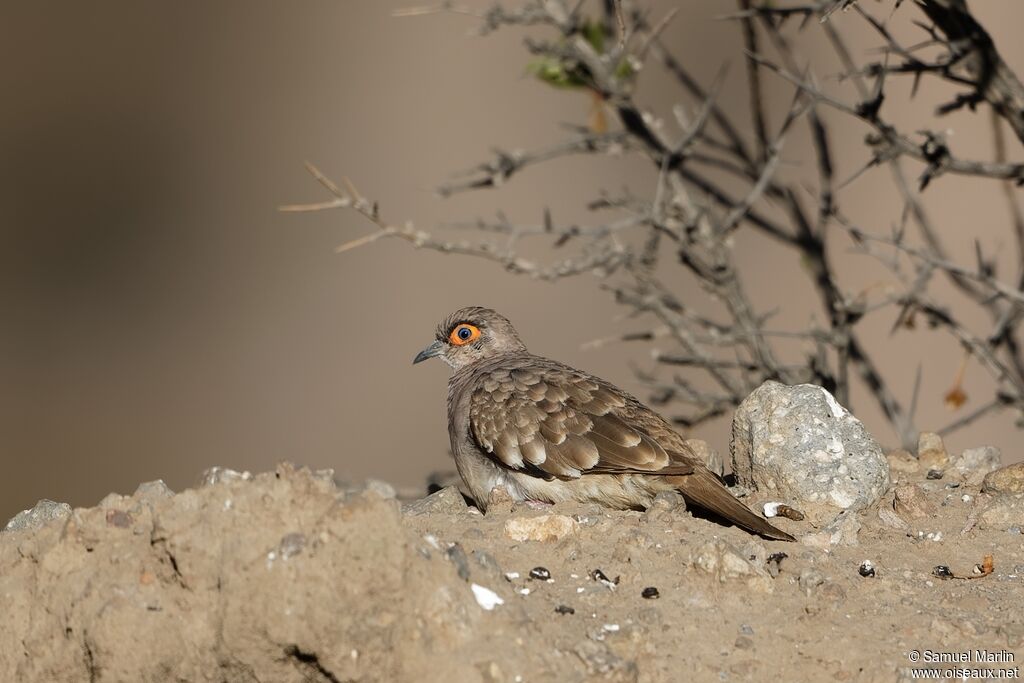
[731,381,890,512]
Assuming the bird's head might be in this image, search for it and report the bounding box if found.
[413,306,526,371]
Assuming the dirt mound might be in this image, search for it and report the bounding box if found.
[2,462,1022,682]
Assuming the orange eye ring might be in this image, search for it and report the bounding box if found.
[449,323,481,346]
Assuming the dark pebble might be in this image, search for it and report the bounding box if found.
[554,605,575,615]
[529,566,552,581]
[776,504,805,521]
[641,586,660,599]
[445,543,471,581]
[590,568,619,586]
[858,562,876,578]
[105,510,132,529]
[765,552,788,578]
[933,565,954,579]
[926,469,944,480]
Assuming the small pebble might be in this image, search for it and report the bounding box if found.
[529,566,552,581]
[445,543,471,581]
[554,605,575,615]
[858,561,876,578]
[590,568,619,589]
[765,552,788,578]
[926,469,944,480]
[470,584,505,610]
[798,568,825,596]
[1008,526,1022,535]
[641,586,660,599]
[739,624,754,636]
[945,482,961,489]
[762,501,804,520]
[933,565,954,579]
[472,550,502,574]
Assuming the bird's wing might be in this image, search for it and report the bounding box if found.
[468,361,695,479]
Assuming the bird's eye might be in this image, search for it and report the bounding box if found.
[449,323,480,346]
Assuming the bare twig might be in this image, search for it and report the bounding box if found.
[289,0,1024,446]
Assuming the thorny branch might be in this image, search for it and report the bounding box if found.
[285,0,1024,449]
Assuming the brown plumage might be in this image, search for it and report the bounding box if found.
[413,306,794,542]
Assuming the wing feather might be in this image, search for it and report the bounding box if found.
[469,359,695,480]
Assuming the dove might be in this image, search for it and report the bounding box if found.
[414,306,794,541]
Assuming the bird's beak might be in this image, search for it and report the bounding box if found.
[413,340,444,365]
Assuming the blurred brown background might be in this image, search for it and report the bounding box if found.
[2,1,1022,520]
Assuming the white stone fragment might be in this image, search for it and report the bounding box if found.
[471,583,504,611]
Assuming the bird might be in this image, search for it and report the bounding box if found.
[413,306,795,542]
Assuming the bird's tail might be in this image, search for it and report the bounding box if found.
[669,469,795,542]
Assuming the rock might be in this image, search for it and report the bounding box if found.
[199,466,253,487]
[886,449,919,475]
[133,480,174,502]
[952,447,1002,486]
[468,582,503,611]
[801,508,862,548]
[765,552,788,578]
[3,499,72,533]
[877,506,910,531]
[982,463,1024,495]
[893,484,935,520]
[978,495,1024,530]
[504,514,578,542]
[105,509,133,529]
[403,486,468,516]
[731,381,890,512]
[487,485,516,509]
[692,539,774,593]
[684,438,724,478]
[917,432,949,471]
[446,543,471,581]
[277,532,306,559]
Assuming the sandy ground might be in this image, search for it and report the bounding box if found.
[1,459,1022,682]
